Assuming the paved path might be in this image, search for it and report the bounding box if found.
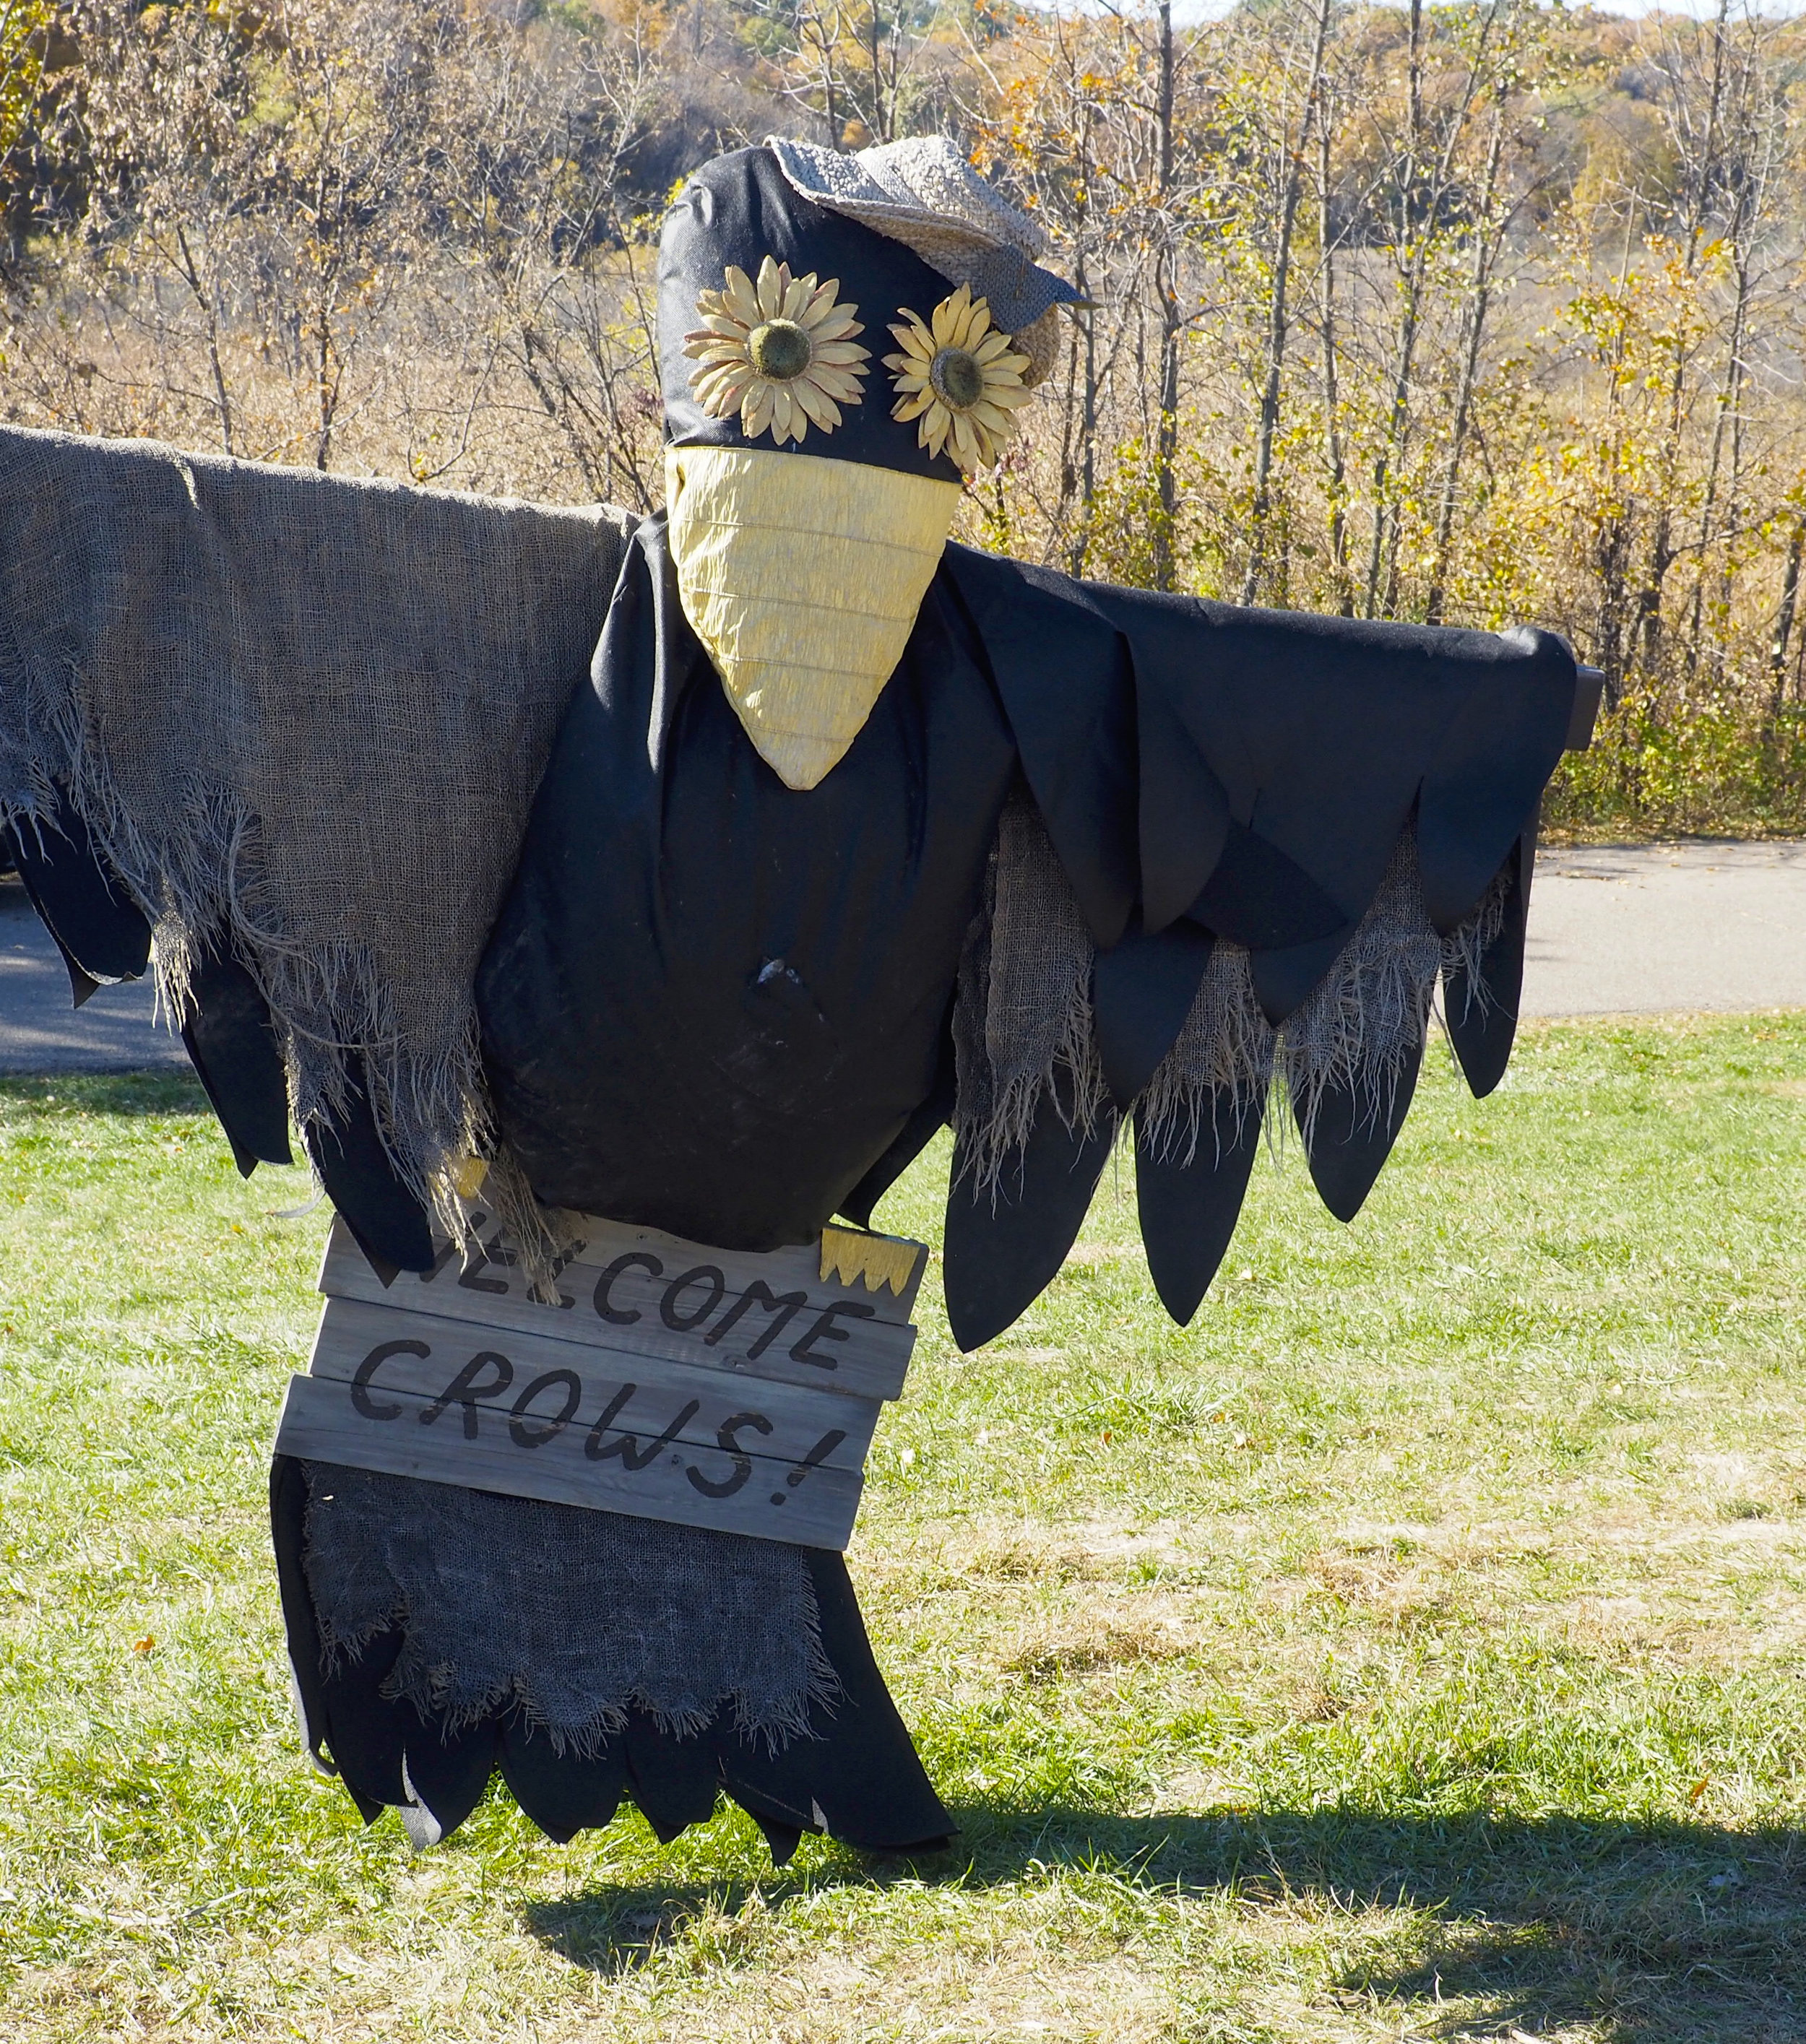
[5,842,1806,1074]
[1522,839,1806,1017]
[0,878,187,1073]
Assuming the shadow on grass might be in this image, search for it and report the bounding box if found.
[0,1071,208,1115]
[523,1803,1806,2039]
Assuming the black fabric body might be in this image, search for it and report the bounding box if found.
[269,1456,954,1859]
[478,528,1574,1313]
[16,490,1573,1868]
[659,145,966,485]
[477,515,1017,1249]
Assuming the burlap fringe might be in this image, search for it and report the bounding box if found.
[319,1609,839,1757]
[954,800,1511,1194]
[4,668,515,1264]
[305,1465,839,1757]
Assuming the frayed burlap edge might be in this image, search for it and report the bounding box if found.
[954,802,1513,1195]
[0,444,633,1269]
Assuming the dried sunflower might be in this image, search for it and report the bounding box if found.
[683,256,869,446]
[884,285,1033,474]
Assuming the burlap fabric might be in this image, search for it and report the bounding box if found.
[955,797,1507,1187]
[0,423,634,1231]
[766,135,1078,347]
[303,1466,832,1748]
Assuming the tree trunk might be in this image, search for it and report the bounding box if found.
[173,222,235,456]
[1362,0,1425,618]
[1423,90,1508,625]
[1151,0,1180,592]
[1771,513,1804,708]
[1639,0,1731,674]
[1316,79,1349,611]
[1242,0,1332,605]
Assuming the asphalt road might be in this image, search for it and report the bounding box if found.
[0,877,187,1073]
[5,844,1806,1075]
[1520,839,1806,1017]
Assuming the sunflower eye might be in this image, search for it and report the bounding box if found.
[748,320,813,381]
[685,259,868,448]
[884,289,1034,475]
[930,347,985,410]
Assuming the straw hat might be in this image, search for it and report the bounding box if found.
[766,136,1079,343]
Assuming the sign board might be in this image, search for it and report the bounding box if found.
[317,1210,920,1400]
[273,1212,928,1550]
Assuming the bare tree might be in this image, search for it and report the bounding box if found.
[1240,0,1335,605]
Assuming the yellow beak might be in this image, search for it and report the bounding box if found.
[664,444,961,791]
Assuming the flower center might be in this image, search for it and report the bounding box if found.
[930,346,985,411]
[748,319,813,381]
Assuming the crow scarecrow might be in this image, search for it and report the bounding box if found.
[0,139,1597,1859]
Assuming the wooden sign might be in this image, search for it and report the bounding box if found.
[273,1212,928,1550]
[319,1211,920,1400]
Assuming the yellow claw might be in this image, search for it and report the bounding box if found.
[819,1224,923,1296]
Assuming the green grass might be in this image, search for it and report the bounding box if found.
[4,1019,1806,2040]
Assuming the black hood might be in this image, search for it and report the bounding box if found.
[657,145,967,485]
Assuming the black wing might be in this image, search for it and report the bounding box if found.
[934,547,1583,1348]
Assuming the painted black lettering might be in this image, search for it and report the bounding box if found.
[420,1350,514,1439]
[782,1428,848,1490]
[788,1300,876,1369]
[704,1281,808,1357]
[456,1229,510,1296]
[415,1226,470,1286]
[584,1387,701,1471]
[686,1412,772,1499]
[581,1383,636,1458]
[350,1338,426,1421]
[660,1264,725,1332]
[508,1367,584,1447]
[592,1251,662,1325]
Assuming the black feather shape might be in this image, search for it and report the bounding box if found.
[1296,1041,1425,1224]
[1134,1088,1265,1325]
[48,935,100,1009]
[498,1720,626,1845]
[1250,924,1356,1029]
[300,1056,435,1273]
[1191,821,1349,952]
[943,1075,1114,1353]
[714,1546,954,1854]
[1418,628,1572,933]
[399,1718,499,1840]
[268,1455,386,1822]
[1442,831,1533,1100]
[1092,917,1215,1109]
[625,1716,721,1842]
[181,945,293,1176]
[7,795,152,1001]
[1134,666,1229,933]
[941,545,1138,948]
[311,1623,412,1813]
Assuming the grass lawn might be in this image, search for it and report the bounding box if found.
[4,1015,1806,2041]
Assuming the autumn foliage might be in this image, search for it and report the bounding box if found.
[3,0,1804,833]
